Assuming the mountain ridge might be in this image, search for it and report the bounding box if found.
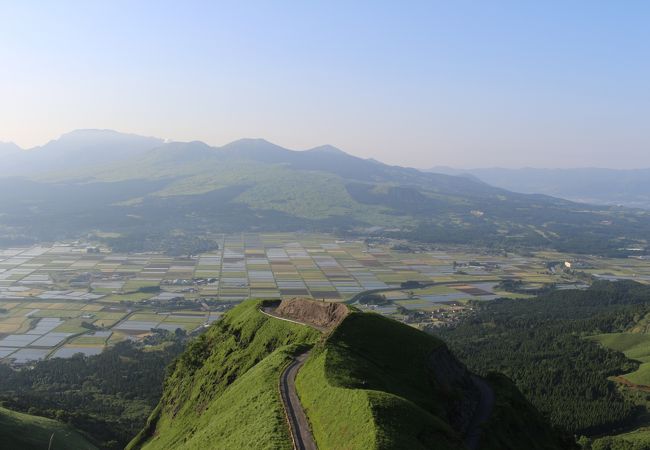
[0,129,165,176]
[1,130,649,257]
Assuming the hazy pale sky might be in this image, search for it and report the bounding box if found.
[1,1,649,169]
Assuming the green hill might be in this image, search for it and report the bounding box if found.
[0,406,97,450]
[128,299,570,450]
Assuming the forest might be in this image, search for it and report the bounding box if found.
[431,281,650,436]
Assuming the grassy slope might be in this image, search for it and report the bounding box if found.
[128,299,320,450]
[0,406,97,450]
[295,312,464,450]
[589,333,650,384]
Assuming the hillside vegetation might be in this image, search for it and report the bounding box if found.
[1,131,650,256]
[0,406,97,450]
[130,299,569,450]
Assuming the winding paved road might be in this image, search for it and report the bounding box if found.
[464,375,496,450]
[261,306,319,450]
[280,351,318,450]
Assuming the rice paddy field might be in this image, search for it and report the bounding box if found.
[1,233,650,365]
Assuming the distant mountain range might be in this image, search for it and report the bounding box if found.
[429,166,650,210]
[1,129,649,256]
[0,129,163,175]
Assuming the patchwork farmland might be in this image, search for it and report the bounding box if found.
[1,232,649,365]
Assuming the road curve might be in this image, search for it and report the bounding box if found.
[280,350,318,450]
[464,375,495,450]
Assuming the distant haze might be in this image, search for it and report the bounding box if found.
[1,2,649,168]
[430,166,650,210]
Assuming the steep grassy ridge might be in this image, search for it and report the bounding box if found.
[128,299,320,450]
[295,312,463,450]
[296,312,570,450]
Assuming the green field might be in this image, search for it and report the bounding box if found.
[0,406,97,450]
[589,333,650,385]
[3,234,650,368]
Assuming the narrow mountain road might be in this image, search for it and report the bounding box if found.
[260,306,319,450]
[464,375,495,450]
[280,351,318,450]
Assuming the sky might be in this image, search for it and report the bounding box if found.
[0,1,649,169]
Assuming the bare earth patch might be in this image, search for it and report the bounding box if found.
[274,298,349,332]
